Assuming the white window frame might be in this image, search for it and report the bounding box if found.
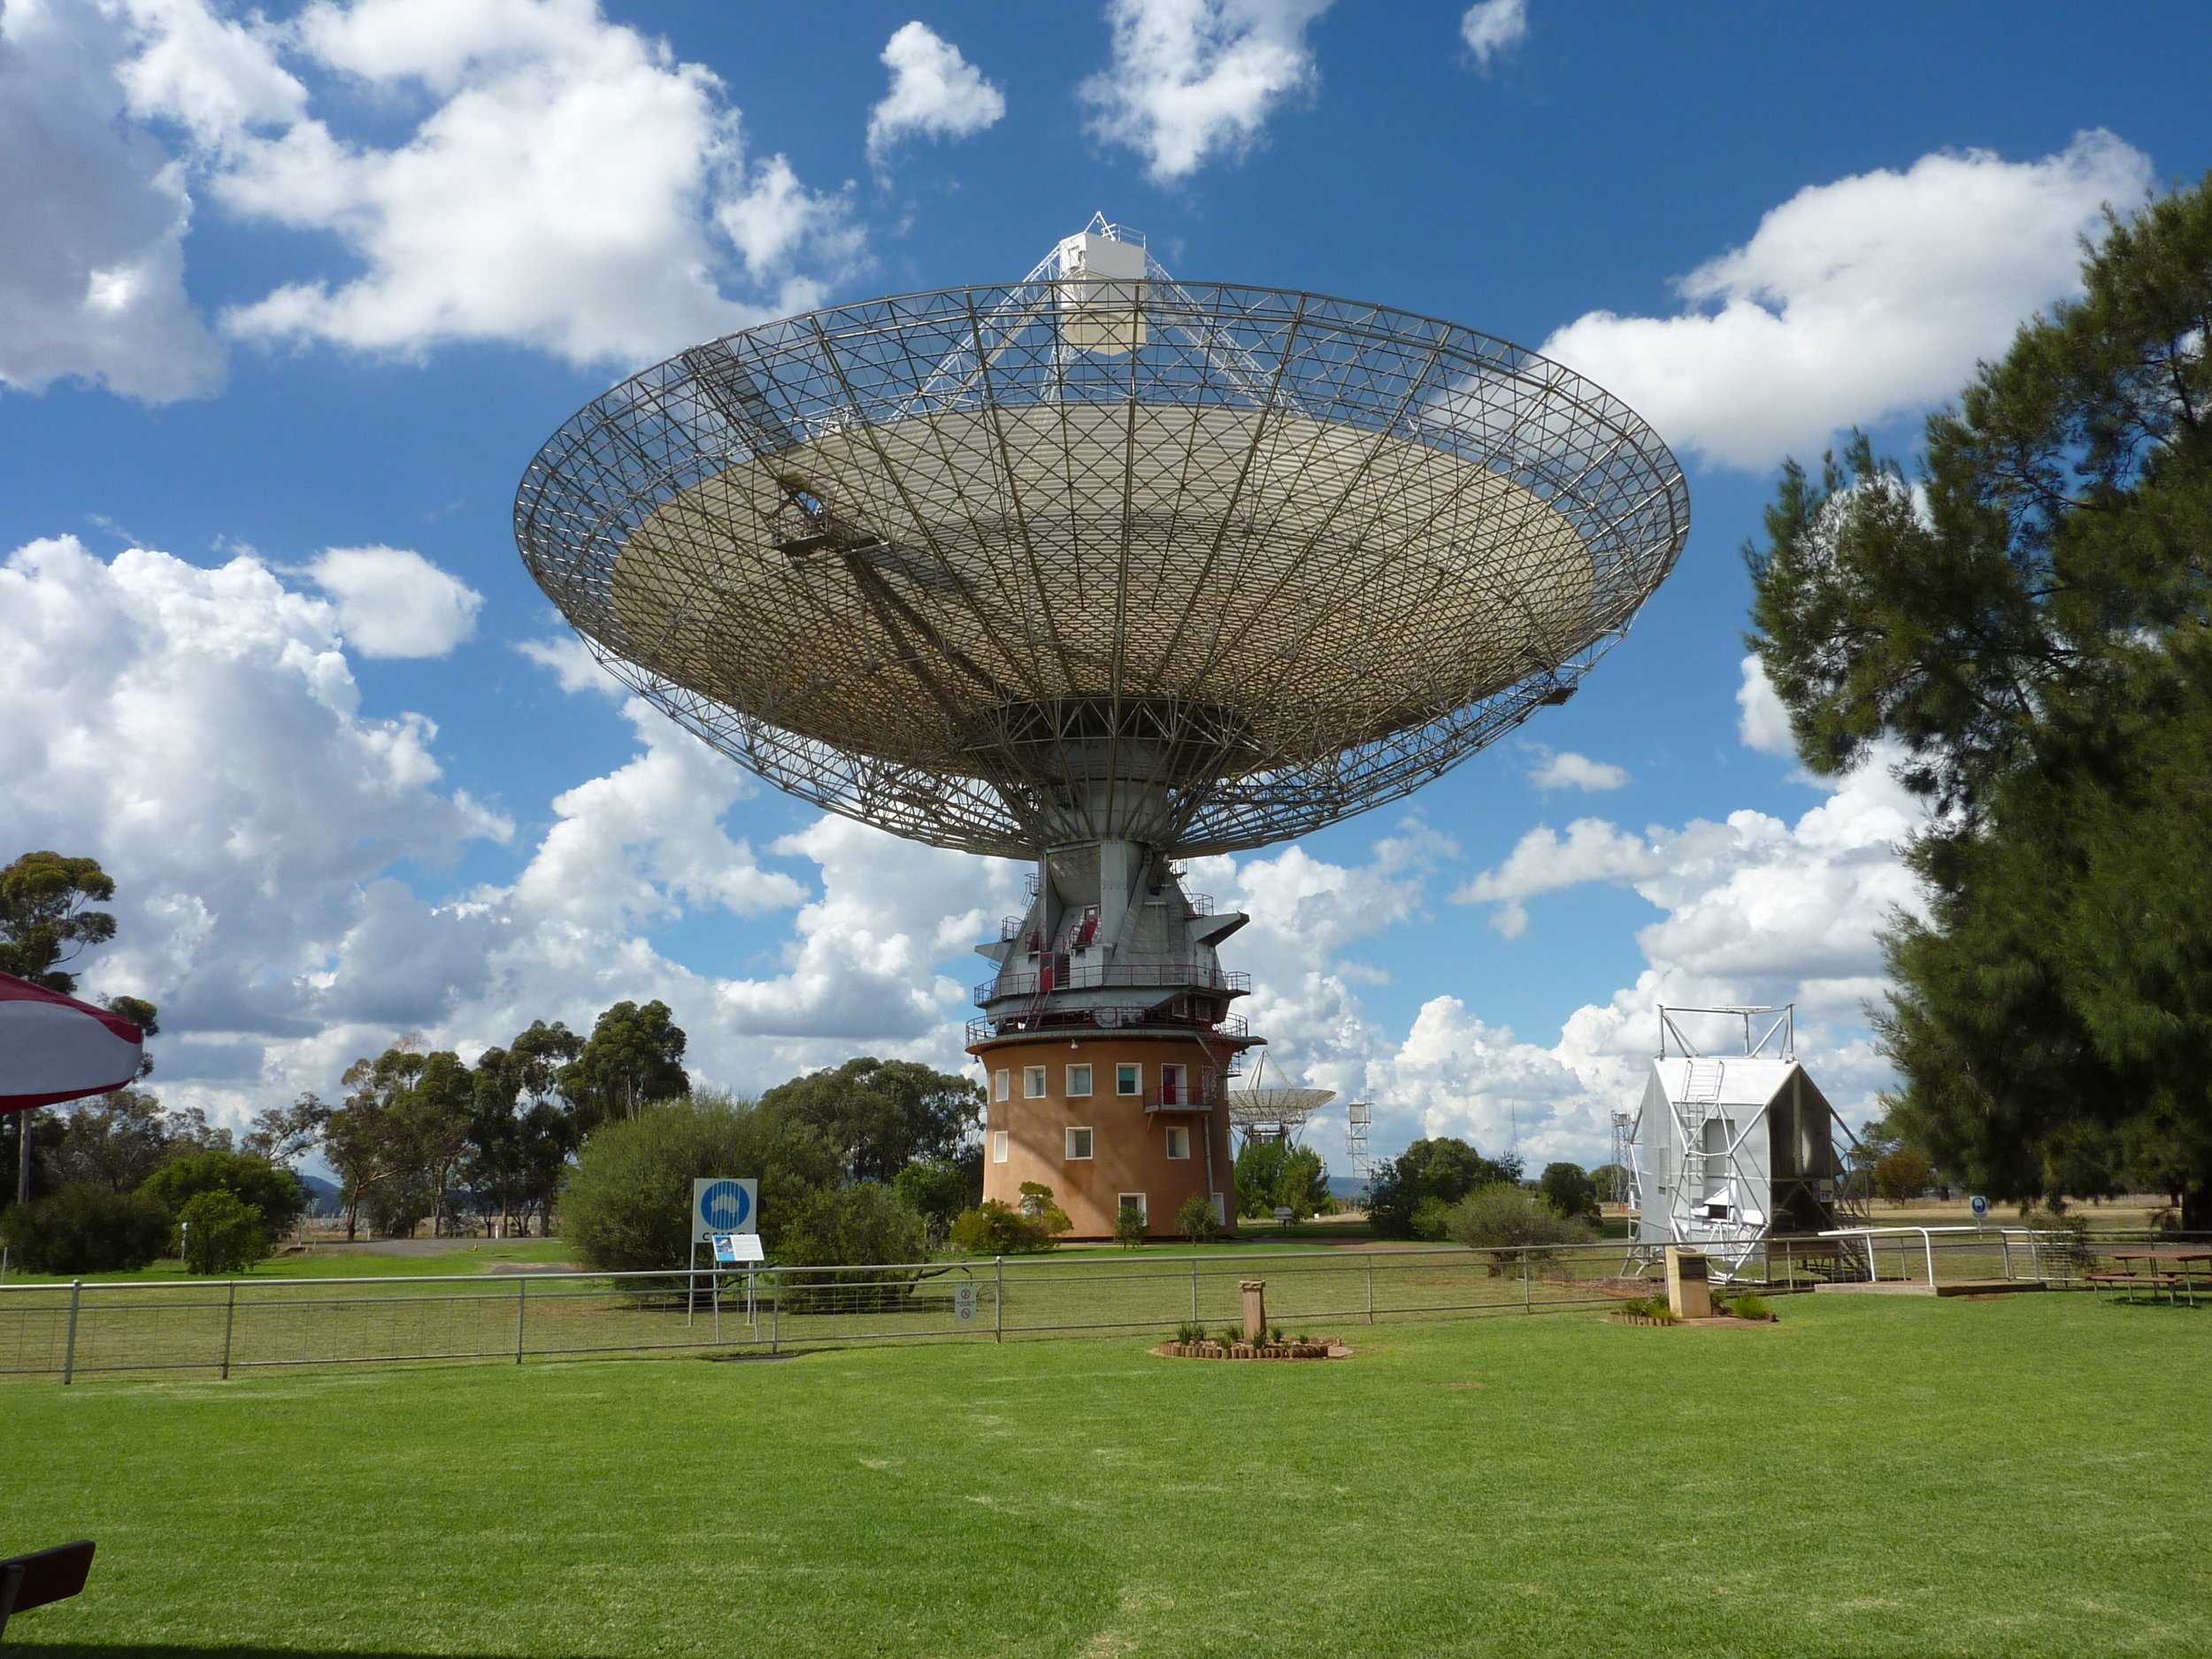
[1066,1063,1094,1097]
[1116,1062,1141,1095]
[1065,1126,1094,1161]
[1024,1064,1048,1099]
[992,1130,1009,1164]
[1117,1192,1148,1223]
[994,1068,1010,1102]
[1164,1125,1191,1160]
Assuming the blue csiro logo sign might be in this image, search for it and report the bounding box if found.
[701,1181,750,1230]
[691,1177,757,1240]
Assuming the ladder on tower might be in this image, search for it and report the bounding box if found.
[1682,1058,1724,1109]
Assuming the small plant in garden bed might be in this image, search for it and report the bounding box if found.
[1614,1296,1680,1325]
[1722,1293,1776,1321]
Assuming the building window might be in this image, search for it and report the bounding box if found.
[994,1068,1010,1102]
[993,1130,1009,1164]
[1116,1062,1141,1095]
[1118,1193,1148,1224]
[1065,1126,1094,1160]
[1066,1063,1094,1097]
[1024,1065,1047,1098]
[1164,1125,1191,1160]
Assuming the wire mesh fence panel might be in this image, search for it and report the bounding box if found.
[6,1230,2173,1384]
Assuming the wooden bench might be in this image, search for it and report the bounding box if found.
[0,1540,95,1639]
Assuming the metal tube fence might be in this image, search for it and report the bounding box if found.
[0,1243,1664,1385]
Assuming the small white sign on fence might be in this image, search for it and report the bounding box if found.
[954,1283,979,1324]
[1970,1195,1989,1219]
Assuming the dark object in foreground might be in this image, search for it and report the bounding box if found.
[0,1539,94,1637]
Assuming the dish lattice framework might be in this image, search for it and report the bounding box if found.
[516,221,1690,858]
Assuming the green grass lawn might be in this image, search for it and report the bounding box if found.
[4,1292,2208,1658]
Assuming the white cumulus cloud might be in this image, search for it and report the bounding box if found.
[1541,130,2152,470]
[1081,0,1333,182]
[866,21,1003,165]
[7,0,862,387]
[1528,749,1629,793]
[1736,655,1795,756]
[307,545,481,658]
[0,534,511,1051]
[0,0,227,400]
[1459,0,1527,65]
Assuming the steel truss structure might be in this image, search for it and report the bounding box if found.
[1226,1051,1334,1147]
[1625,1006,1870,1282]
[516,228,1690,859]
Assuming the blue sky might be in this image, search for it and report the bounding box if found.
[4,0,2208,1171]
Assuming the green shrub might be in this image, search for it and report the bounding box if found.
[1443,1183,1595,1255]
[1113,1202,1148,1249]
[1174,1321,1207,1345]
[1728,1293,1772,1320]
[778,1182,927,1267]
[1409,1194,1454,1240]
[949,1199,1056,1255]
[177,1188,271,1275]
[1177,1193,1220,1244]
[774,1182,928,1311]
[0,1183,172,1274]
[1016,1181,1072,1238]
[1364,1137,1523,1238]
[1619,1295,1652,1317]
[561,1093,840,1271]
[141,1149,306,1236]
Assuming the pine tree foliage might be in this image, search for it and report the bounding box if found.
[1748,175,2212,1225]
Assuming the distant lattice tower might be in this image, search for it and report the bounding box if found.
[517,216,1688,1238]
[1346,1102,1374,1182]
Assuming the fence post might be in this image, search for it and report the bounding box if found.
[1522,1248,1532,1312]
[1365,1256,1375,1324]
[770,1272,780,1355]
[995,1256,1004,1343]
[515,1278,527,1364]
[63,1279,82,1385]
[1190,1256,1199,1323]
[221,1280,237,1380]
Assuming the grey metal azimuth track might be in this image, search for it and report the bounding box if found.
[515,276,1689,858]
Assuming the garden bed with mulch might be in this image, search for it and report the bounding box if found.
[1154,1340,1353,1361]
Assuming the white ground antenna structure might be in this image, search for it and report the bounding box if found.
[1627,1004,1867,1281]
[1345,1101,1373,1180]
[1227,1052,1334,1147]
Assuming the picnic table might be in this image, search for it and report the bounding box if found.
[2089,1248,2212,1306]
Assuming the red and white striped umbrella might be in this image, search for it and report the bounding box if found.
[0,972,144,1113]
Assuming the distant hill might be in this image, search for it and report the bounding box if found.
[297,1174,343,1217]
[1326,1175,1369,1202]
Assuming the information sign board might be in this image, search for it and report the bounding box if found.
[954,1283,979,1323]
[1970,1194,1989,1219]
[712,1233,765,1265]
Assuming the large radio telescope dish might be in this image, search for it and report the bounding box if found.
[517,223,1688,858]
